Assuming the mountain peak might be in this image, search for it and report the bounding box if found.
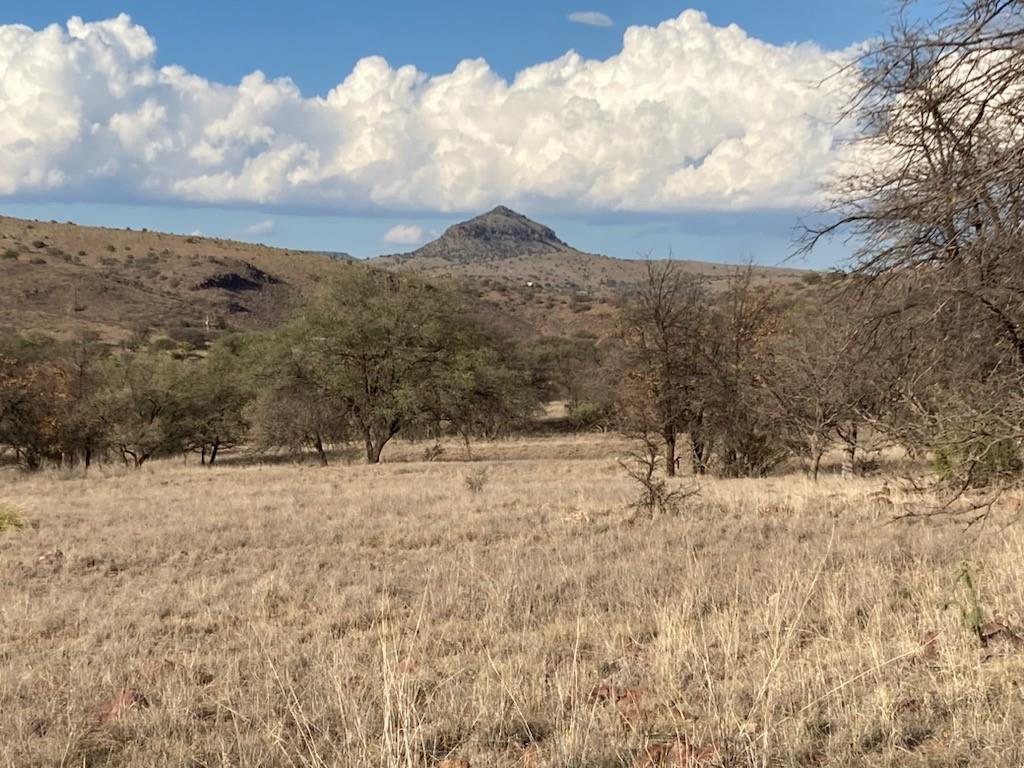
[391,206,574,263]
[447,206,565,246]
[487,205,518,216]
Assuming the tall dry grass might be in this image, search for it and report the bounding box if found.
[1,435,1022,767]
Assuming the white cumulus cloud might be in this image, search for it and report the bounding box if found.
[0,11,858,214]
[568,11,614,28]
[383,224,426,244]
[246,218,275,235]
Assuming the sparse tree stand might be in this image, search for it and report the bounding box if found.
[804,0,1024,491]
[758,297,873,481]
[703,266,786,478]
[618,260,710,477]
[284,268,531,465]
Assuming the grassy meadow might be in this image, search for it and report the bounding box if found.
[2,435,1023,767]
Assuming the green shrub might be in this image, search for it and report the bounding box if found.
[149,337,178,352]
[801,271,823,285]
[0,504,25,533]
[166,326,210,349]
[933,436,1023,487]
[464,467,489,494]
[1,249,17,260]
[568,401,609,430]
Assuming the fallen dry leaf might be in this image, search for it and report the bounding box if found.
[980,618,1022,645]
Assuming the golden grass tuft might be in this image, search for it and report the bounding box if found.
[1,434,1023,766]
[0,501,25,533]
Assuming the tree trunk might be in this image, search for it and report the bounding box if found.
[841,422,858,477]
[663,429,677,477]
[314,432,329,467]
[209,440,219,466]
[809,434,823,481]
[121,447,146,468]
[200,445,207,466]
[366,437,386,464]
[364,425,395,465]
[690,432,709,475]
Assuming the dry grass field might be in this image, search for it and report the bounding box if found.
[2,435,1023,767]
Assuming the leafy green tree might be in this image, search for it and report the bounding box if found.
[0,336,63,470]
[97,351,188,467]
[247,328,351,466]
[52,334,109,468]
[523,334,614,429]
[524,335,600,409]
[423,342,537,451]
[178,335,254,465]
[282,269,537,464]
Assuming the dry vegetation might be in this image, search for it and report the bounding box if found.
[0,210,811,346]
[3,435,1023,767]
[0,215,350,343]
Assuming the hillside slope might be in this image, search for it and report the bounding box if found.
[0,216,352,342]
[0,208,815,344]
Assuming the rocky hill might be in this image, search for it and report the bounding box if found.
[373,206,813,337]
[405,206,573,262]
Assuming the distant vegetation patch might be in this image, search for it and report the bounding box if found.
[0,503,25,533]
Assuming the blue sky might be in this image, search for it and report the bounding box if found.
[0,2,938,266]
[6,1,900,93]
